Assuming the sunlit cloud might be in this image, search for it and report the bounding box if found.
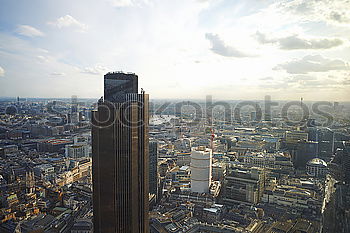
[15,25,45,37]
[82,65,108,75]
[275,55,350,74]
[108,0,150,7]
[255,31,343,50]
[0,0,350,100]
[0,66,4,77]
[48,15,88,32]
[50,72,66,76]
[259,77,274,81]
[278,0,350,25]
[205,33,254,57]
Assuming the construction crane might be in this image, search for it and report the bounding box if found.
[210,128,215,152]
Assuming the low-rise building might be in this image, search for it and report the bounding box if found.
[65,144,89,158]
[262,185,321,214]
[241,152,294,173]
[33,164,55,180]
[169,165,191,191]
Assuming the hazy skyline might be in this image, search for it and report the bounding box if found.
[0,0,350,100]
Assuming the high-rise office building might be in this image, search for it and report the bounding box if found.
[332,142,350,183]
[92,72,149,233]
[318,128,335,161]
[343,142,350,183]
[149,141,158,197]
[307,127,335,162]
[292,141,318,169]
[190,146,212,194]
[222,166,265,205]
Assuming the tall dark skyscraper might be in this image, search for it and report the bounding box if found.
[92,72,149,233]
[307,127,335,162]
[149,141,158,197]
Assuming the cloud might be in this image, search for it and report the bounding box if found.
[108,0,149,7]
[255,31,343,50]
[254,31,271,44]
[197,0,212,3]
[259,75,340,90]
[48,15,88,32]
[50,72,65,76]
[285,75,317,83]
[329,11,350,23]
[205,33,252,57]
[275,55,349,74]
[291,76,340,89]
[259,77,274,81]
[15,25,45,37]
[256,73,346,91]
[0,66,4,77]
[36,55,50,63]
[278,0,350,25]
[343,77,350,85]
[258,80,290,90]
[282,0,314,15]
[109,0,133,7]
[81,65,108,75]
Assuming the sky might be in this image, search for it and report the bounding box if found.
[0,0,350,101]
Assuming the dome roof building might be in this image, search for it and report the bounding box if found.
[306,158,327,177]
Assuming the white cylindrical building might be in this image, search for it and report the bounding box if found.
[191,146,212,193]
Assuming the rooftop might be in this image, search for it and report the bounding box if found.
[307,158,327,167]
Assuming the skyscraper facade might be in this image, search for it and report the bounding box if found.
[222,167,265,205]
[149,141,158,197]
[92,72,149,233]
[307,127,335,162]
